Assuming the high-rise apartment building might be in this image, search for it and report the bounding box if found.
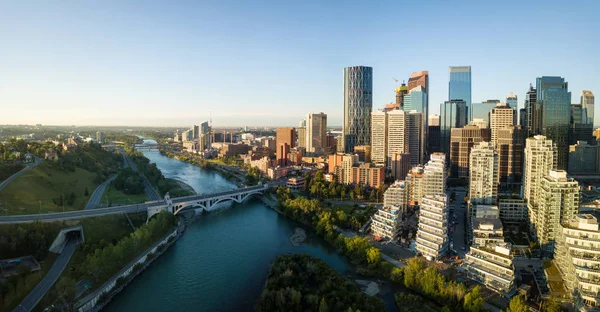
[306,112,327,154]
[465,242,516,298]
[490,103,516,149]
[383,180,408,213]
[297,119,306,149]
[371,205,402,240]
[536,76,572,170]
[533,170,579,254]
[351,163,385,189]
[198,121,211,151]
[96,131,104,144]
[276,127,295,166]
[343,66,373,152]
[391,152,410,181]
[450,125,491,179]
[582,90,595,125]
[497,126,525,189]
[406,166,424,206]
[449,66,472,119]
[523,135,556,213]
[370,111,388,166]
[423,152,447,197]
[471,100,500,126]
[440,100,467,155]
[416,195,449,260]
[469,141,498,205]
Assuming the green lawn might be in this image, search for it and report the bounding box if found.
[100,184,149,206]
[0,163,98,215]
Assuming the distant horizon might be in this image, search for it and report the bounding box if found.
[1,1,598,126]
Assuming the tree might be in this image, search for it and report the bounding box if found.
[319,297,329,312]
[366,247,381,266]
[507,295,529,312]
[16,263,31,278]
[55,277,77,311]
[84,187,89,196]
[463,286,485,312]
[541,298,564,312]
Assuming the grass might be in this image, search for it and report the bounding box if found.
[0,162,98,215]
[0,163,25,183]
[100,184,149,206]
[159,178,196,197]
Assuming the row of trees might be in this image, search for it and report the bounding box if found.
[255,254,385,312]
[48,142,122,183]
[112,168,145,195]
[303,170,388,202]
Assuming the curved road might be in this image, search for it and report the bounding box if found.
[84,175,117,210]
[0,158,42,193]
[13,238,78,312]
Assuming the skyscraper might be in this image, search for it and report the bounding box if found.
[523,135,556,230]
[306,112,327,154]
[370,111,388,166]
[489,103,516,149]
[524,85,539,137]
[506,92,518,110]
[450,125,491,179]
[276,127,295,166]
[394,82,409,108]
[582,90,595,125]
[297,119,306,149]
[469,141,498,205]
[343,66,373,153]
[387,110,407,167]
[406,111,425,166]
[416,195,449,260]
[536,76,571,170]
[497,126,525,190]
[570,104,594,144]
[449,66,472,119]
[428,114,441,154]
[407,71,429,96]
[440,100,467,155]
[423,152,447,197]
[471,100,500,126]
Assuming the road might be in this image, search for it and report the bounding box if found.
[450,189,467,258]
[84,175,117,210]
[120,150,160,201]
[0,158,42,193]
[13,237,78,312]
[0,185,268,224]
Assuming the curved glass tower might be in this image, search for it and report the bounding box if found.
[343,66,373,153]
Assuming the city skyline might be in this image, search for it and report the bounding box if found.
[1,1,599,127]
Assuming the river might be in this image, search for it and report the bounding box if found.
[104,139,398,311]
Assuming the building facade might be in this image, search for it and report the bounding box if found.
[569,141,600,174]
[343,66,373,153]
[371,111,388,166]
[497,126,525,190]
[423,152,447,197]
[371,205,402,240]
[469,141,498,205]
[440,100,468,155]
[490,103,516,149]
[416,195,449,260]
[523,135,556,220]
[582,90,595,125]
[384,180,408,212]
[449,66,472,120]
[450,125,491,179]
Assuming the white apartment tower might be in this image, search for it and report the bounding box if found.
[416,195,450,260]
[387,110,408,168]
[489,103,516,149]
[523,135,556,225]
[469,141,498,205]
[383,180,408,212]
[423,152,447,197]
[371,111,388,166]
[306,112,327,154]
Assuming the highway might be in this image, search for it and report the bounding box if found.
[84,175,117,209]
[0,185,268,224]
[13,237,78,312]
[0,158,42,193]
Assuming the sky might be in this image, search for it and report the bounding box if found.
[1,0,599,127]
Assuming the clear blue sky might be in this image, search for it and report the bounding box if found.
[1,0,598,127]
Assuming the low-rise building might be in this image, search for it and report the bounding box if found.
[286,176,305,190]
[351,163,385,189]
[268,166,290,180]
[416,195,449,260]
[371,205,402,240]
[464,243,517,298]
[219,143,250,158]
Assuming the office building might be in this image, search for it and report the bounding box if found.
[506,92,518,110]
[407,70,429,95]
[471,100,500,126]
[394,82,409,108]
[306,112,327,154]
[182,129,193,142]
[469,142,498,205]
[386,109,408,168]
[533,170,579,254]
[570,104,594,145]
[423,152,447,197]
[297,119,306,149]
[449,66,472,119]
[391,153,410,181]
[555,213,600,310]
[497,126,525,189]
[428,114,441,154]
[353,145,372,163]
[384,180,408,212]
[343,66,373,152]
[523,135,556,213]
[524,84,540,137]
[568,141,600,174]
[416,195,449,260]
[450,125,491,179]
[465,242,516,298]
[198,121,211,151]
[440,100,467,155]
[371,205,402,240]
[470,118,488,129]
[371,111,388,166]
[582,90,595,125]
[536,76,572,170]
[490,103,516,149]
[192,124,200,140]
[404,86,428,117]
[519,108,527,129]
[173,131,182,142]
[276,127,295,166]
[96,131,104,144]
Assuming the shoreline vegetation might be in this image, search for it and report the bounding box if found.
[289,228,307,247]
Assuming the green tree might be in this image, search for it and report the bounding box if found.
[507,295,528,312]
[319,297,329,312]
[541,298,564,312]
[463,286,485,312]
[366,247,381,266]
[55,277,77,311]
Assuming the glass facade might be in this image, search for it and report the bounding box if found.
[449,66,472,120]
[536,76,571,170]
[471,100,500,126]
[440,100,467,155]
[343,66,373,153]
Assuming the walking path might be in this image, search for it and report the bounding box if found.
[0,158,42,193]
[13,238,78,312]
[84,175,117,210]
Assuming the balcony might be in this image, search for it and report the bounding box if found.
[568,243,600,252]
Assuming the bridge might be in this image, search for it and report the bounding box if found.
[134,143,159,151]
[0,184,272,224]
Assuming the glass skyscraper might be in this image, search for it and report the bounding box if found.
[471,100,500,126]
[449,66,472,121]
[440,100,467,155]
[343,66,373,153]
[536,76,571,170]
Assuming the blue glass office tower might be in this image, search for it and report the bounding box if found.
[440,100,467,155]
[449,66,472,122]
[343,66,373,153]
[536,76,571,170]
[471,100,500,126]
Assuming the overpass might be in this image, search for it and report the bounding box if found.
[0,184,272,224]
